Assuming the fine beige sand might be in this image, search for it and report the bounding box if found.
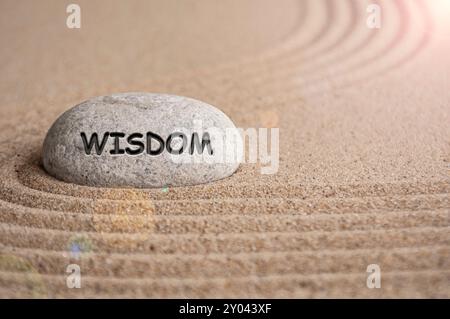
[0,0,449,298]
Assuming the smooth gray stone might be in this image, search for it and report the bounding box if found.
[42,93,242,188]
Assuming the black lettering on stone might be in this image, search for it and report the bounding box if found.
[80,132,110,155]
[125,133,144,155]
[147,132,165,155]
[109,132,125,155]
[190,132,213,155]
[166,132,187,155]
[79,131,214,156]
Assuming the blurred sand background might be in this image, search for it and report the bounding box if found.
[0,0,449,298]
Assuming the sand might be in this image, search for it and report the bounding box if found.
[0,0,449,298]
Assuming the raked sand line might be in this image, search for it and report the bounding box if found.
[224,0,361,88]
[1,246,448,279]
[5,175,450,215]
[14,155,450,200]
[13,157,450,205]
[0,270,448,298]
[1,223,448,255]
[0,197,448,234]
[151,194,450,215]
[293,0,431,99]
[2,155,449,220]
[177,0,362,89]
[149,0,324,86]
[274,0,367,75]
[141,0,345,101]
[302,0,411,77]
[173,0,420,101]
[213,0,431,108]
[250,0,427,101]
[3,190,450,217]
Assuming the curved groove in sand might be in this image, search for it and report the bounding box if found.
[3,157,450,217]
[15,154,450,201]
[0,207,448,234]
[7,160,450,215]
[1,189,450,232]
[225,0,430,106]
[0,270,448,298]
[156,0,431,120]
[297,0,432,97]
[4,166,450,214]
[3,228,449,256]
[212,0,365,86]
[200,0,405,96]
[384,0,431,72]
[147,0,312,86]
[242,0,362,86]
[252,0,410,96]
[150,0,338,100]
[1,224,448,254]
[167,0,332,82]
[1,246,447,279]
[150,0,311,83]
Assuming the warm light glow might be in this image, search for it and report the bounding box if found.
[435,0,450,10]
[429,0,450,36]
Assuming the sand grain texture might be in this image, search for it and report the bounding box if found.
[0,0,449,298]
